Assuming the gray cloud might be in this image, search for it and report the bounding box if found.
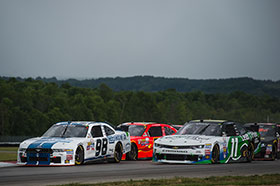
[0,0,279,80]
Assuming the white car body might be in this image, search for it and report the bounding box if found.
[153,121,260,164]
[154,135,229,164]
[17,121,131,166]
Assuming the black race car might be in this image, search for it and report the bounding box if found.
[245,123,280,160]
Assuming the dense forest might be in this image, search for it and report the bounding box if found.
[0,77,280,137]
[1,76,280,97]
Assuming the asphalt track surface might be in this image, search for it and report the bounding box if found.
[1,160,280,186]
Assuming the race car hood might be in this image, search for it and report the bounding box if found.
[155,135,214,146]
[19,137,79,149]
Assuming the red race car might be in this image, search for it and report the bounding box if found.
[117,122,177,160]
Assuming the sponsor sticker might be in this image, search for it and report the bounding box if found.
[86,142,95,151]
[205,144,212,149]
[108,136,115,144]
[205,149,211,155]
[66,155,73,160]
[109,148,114,153]
[138,139,149,146]
[266,144,272,154]
[162,149,188,153]
[66,150,74,154]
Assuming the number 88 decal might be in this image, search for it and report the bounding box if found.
[95,138,108,156]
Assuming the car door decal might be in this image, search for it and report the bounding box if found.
[228,136,248,161]
[95,138,108,156]
[101,138,108,155]
[230,137,239,158]
[95,139,102,156]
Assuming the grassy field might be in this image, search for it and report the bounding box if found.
[0,147,18,161]
[52,174,280,186]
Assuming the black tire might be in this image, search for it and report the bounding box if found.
[112,143,123,163]
[246,142,254,162]
[271,144,277,161]
[75,145,84,165]
[126,143,138,160]
[211,144,219,164]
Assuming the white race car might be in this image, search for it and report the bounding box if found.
[153,120,260,164]
[17,121,131,166]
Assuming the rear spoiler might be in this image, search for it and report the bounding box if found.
[115,125,129,132]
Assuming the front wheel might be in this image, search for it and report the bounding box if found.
[246,142,254,162]
[75,145,84,165]
[112,143,123,163]
[271,144,277,161]
[126,143,138,160]
[211,145,219,164]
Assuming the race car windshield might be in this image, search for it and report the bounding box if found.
[177,123,222,136]
[259,125,275,137]
[177,123,208,135]
[127,125,146,136]
[199,124,222,136]
[42,125,88,138]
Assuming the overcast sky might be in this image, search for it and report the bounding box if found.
[0,0,279,81]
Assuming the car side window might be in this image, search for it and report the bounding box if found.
[104,125,115,136]
[91,126,103,138]
[235,123,246,135]
[148,126,163,137]
[223,124,237,136]
[164,126,175,135]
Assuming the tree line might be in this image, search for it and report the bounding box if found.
[2,76,280,97]
[0,77,280,137]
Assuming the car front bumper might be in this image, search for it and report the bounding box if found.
[17,148,75,166]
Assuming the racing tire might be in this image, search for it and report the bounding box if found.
[112,142,123,163]
[126,143,138,161]
[75,145,84,165]
[271,144,277,161]
[211,144,219,164]
[246,142,254,162]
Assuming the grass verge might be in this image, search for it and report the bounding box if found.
[51,174,280,186]
[0,147,18,161]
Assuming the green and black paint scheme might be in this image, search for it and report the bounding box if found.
[153,120,261,164]
[245,123,280,160]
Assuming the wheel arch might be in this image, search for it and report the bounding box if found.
[76,143,85,154]
[212,142,220,151]
[211,143,220,163]
[75,144,85,165]
[115,141,123,151]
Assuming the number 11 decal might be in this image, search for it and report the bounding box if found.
[231,138,238,158]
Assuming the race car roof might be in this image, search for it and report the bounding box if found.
[187,120,240,127]
[119,122,166,126]
[55,121,109,126]
[189,119,227,123]
[245,123,277,126]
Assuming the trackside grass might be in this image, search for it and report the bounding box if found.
[52,174,280,186]
[0,147,18,161]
